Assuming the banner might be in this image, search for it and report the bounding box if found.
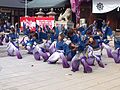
[36,17,54,29]
[92,0,120,13]
[70,0,90,22]
[20,16,36,31]
[70,0,76,13]
[20,16,55,32]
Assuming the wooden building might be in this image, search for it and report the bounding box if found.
[0,0,33,24]
[80,0,120,31]
[0,7,24,24]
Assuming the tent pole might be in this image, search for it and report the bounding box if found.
[25,0,27,16]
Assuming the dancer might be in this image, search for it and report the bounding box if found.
[47,33,70,68]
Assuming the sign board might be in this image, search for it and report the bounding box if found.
[55,21,74,29]
[20,16,36,31]
[80,18,86,27]
[36,17,54,29]
[20,16,55,32]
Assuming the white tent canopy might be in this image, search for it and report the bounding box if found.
[92,0,120,13]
